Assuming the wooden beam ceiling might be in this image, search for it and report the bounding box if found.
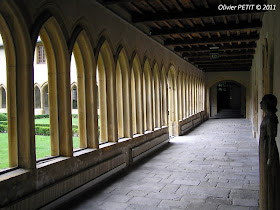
[151,21,262,36]
[132,9,263,23]
[99,0,266,72]
[165,33,259,46]
[174,43,257,53]
[182,50,255,58]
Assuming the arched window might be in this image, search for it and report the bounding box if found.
[71,85,78,110]
[71,30,98,149]
[116,48,131,139]
[34,85,41,109]
[131,67,137,134]
[189,75,194,116]
[182,74,186,119]
[131,54,144,135]
[143,59,153,131]
[0,17,17,169]
[0,86,6,109]
[153,63,161,128]
[33,16,71,160]
[97,53,107,142]
[161,66,167,126]
[42,84,49,111]
[70,43,84,150]
[0,32,8,170]
[185,74,189,117]
[177,72,182,121]
[168,66,177,136]
[97,40,117,143]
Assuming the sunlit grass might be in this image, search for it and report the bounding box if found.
[0,116,81,170]
[0,133,8,170]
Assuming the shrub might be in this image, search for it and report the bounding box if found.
[34,114,49,119]
[35,124,50,127]
[35,126,50,136]
[0,124,8,133]
[0,113,7,121]
[72,125,78,129]
[72,128,79,136]
[0,121,8,125]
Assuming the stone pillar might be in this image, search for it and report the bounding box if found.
[17,62,36,169]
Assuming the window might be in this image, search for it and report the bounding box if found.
[37,45,46,64]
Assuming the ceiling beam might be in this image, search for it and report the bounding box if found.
[198,64,252,68]
[193,60,252,65]
[174,43,257,52]
[182,49,255,58]
[151,21,262,36]
[133,9,263,23]
[189,55,253,62]
[202,68,250,72]
[165,33,259,46]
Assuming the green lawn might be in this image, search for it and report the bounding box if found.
[35,135,79,160]
[0,116,81,170]
[0,133,9,169]
[0,133,80,170]
[35,117,79,125]
[0,115,100,170]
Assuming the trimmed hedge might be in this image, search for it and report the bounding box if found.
[34,114,49,119]
[0,113,7,121]
[35,124,50,127]
[35,125,79,136]
[35,126,50,136]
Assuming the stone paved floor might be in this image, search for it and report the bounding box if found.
[59,119,260,210]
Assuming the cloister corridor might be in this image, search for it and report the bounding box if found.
[57,119,259,210]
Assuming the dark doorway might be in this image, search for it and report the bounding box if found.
[217,81,241,112]
[210,81,245,119]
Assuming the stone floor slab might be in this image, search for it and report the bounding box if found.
[59,119,260,210]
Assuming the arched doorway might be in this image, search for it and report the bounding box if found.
[210,80,246,118]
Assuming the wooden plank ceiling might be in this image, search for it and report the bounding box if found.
[99,0,266,72]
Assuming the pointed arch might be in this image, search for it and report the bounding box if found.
[32,15,71,157]
[96,39,117,143]
[71,83,78,110]
[0,85,7,109]
[189,74,194,116]
[131,52,144,135]
[194,76,198,114]
[0,1,34,168]
[161,64,168,126]
[153,62,161,128]
[186,73,190,117]
[143,58,153,131]
[34,84,41,109]
[116,46,132,139]
[71,29,98,148]
[185,73,189,117]
[182,73,186,119]
[177,71,183,121]
[168,65,178,136]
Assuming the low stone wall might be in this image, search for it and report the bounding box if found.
[0,127,169,209]
[179,111,207,135]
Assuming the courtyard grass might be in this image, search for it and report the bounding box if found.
[0,116,81,170]
[0,133,80,170]
[35,117,79,125]
[0,133,9,169]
